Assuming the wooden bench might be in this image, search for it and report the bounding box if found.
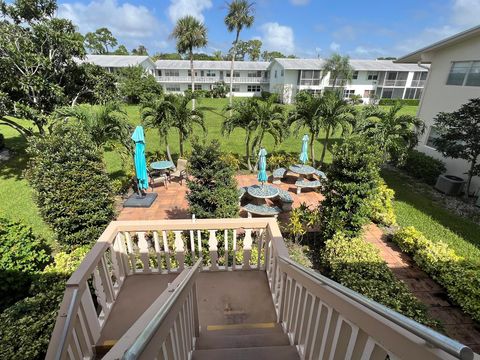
[272,167,287,184]
[295,179,321,194]
[277,188,294,211]
[243,203,281,218]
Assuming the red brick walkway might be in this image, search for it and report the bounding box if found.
[364,224,480,354]
[118,173,323,222]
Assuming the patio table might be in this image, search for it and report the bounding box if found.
[247,184,280,200]
[151,160,175,171]
[289,164,316,179]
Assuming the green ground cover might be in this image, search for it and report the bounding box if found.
[382,168,480,264]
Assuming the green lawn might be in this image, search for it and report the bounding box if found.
[0,98,418,241]
[382,168,480,264]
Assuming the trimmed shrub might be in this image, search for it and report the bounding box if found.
[286,241,312,268]
[392,227,480,322]
[322,233,436,327]
[401,150,446,185]
[219,152,240,171]
[26,123,115,248]
[187,139,239,218]
[320,136,382,239]
[0,218,51,310]
[378,99,420,106]
[368,180,396,226]
[117,66,163,104]
[268,151,297,171]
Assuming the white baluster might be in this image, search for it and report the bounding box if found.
[153,231,162,272]
[197,230,202,258]
[189,230,195,261]
[125,232,136,273]
[232,229,237,270]
[116,232,131,275]
[224,229,229,270]
[257,230,263,269]
[162,231,171,272]
[243,228,253,270]
[174,231,185,271]
[208,230,218,271]
[137,232,151,273]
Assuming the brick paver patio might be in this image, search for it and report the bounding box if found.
[118,173,324,222]
[364,224,480,353]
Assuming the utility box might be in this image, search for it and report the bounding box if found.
[435,175,465,196]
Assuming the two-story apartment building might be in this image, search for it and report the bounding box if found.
[79,55,156,75]
[268,58,428,104]
[155,60,270,96]
[397,25,480,193]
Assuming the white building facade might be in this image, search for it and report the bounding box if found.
[397,25,480,193]
[155,60,270,96]
[268,58,428,104]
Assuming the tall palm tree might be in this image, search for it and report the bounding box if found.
[170,16,208,110]
[225,0,254,108]
[288,91,323,166]
[54,102,132,152]
[322,53,354,90]
[357,102,424,162]
[318,91,356,165]
[140,94,177,162]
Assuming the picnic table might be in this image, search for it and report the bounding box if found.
[247,184,280,200]
[289,164,316,178]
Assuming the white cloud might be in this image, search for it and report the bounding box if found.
[333,25,357,41]
[290,0,309,5]
[451,0,480,27]
[353,46,386,58]
[58,0,161,44]
[329,42,340,52]
[260,22,295,53]
[167,0,212,23]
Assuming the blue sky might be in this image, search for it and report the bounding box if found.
[57,0,480,58]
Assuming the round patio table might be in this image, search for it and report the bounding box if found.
[289,164,316,179]
[151,160,174,171]
[247,184,279,205]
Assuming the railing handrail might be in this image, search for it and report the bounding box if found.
[278,255,474,360]
[122,259,202,360]
[52,287,79,360]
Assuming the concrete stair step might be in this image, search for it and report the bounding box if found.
[192,345,300,360]
[196,332,290,350]
[205,322,284,336]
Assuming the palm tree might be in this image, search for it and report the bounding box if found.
[140,94,177,162]
[357,102,424,162]
[318,91,356,165]
[54,102,132,152]
[322,53,354,90]
[225,0,254,108]
[170,16,208,110]
[288,91,323,166]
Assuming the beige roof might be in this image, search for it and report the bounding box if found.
[79,55,151,67]
[397,24,480,63]
[155,60,269,71]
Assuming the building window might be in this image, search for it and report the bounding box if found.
[300,70,321,85]
[247,85,261,92]
[166,86,181,92]
[274,70,277,78]
[426,126,440,148]
[281,70,284,77]
[187,70,198,77]
[465,61,480,86]
[165,70,179,77]
[363,90,374,98]
[367,71,378,80]
[382,88,394,98]
[247,71,262,77]
[232,86,240,92]
[343,89,355,98]
[187,84,202,90]
[156,70,162,76]
[226,71,240,77]
[446,61,471,86]
[352,71,359,80]
[205,70,216,77]
[404,87,423,99]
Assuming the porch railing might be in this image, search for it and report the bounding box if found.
[156,76,269,84]
[46,218,474,360]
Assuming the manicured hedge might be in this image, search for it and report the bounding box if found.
[378,99,420,106]
[368,180,396,226]
[392,227,480,322]
[322,233,436,327]
[401,150,446,185]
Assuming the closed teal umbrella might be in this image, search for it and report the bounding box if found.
[131,126,149,192]
[257,147,268,184]
[299,134,309,164]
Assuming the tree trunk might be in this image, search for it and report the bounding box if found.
[310,133,315,167]
[320,125,331,166]
[246,133,252,171]
[465,158,477,198]
[229,30,240,113]
[163,131,173,163]
[190,49,195,110]
[179,131,184,157]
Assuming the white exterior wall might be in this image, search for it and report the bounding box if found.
[416,36,480,193]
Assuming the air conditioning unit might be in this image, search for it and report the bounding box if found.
[434,175,465,196]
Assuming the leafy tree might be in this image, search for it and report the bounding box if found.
[192,52,216,60]
[26,123,115,248]
[356,102,424,163]
[229,39,262,61]
[212,50,224,60]
[187,139,239,218]
[320,136,382,239]
[225,0,254,108]
[288,91,323,166]
[322,53,354,89]
[261,50,296,61]
[84,27,117,54]
[152,52,182,60]
[54,102,132,151]
[318,91,356,165]
[131,44,148,55]
[0,0,85,136]
[117,66,163,104]
[113,44,129,55]
[171,15,208,110]
[433,98,480,196]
